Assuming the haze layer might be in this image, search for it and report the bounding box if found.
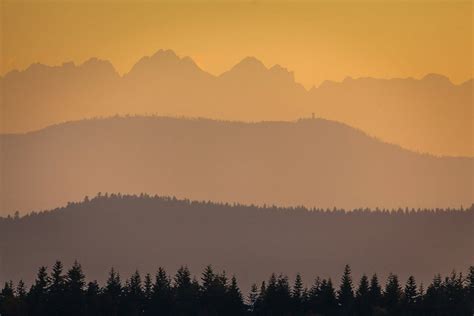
[1,117,472,216]
[1,50,472,157]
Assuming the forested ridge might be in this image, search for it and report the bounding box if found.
[1,194,473,292]
[1,260,473,316]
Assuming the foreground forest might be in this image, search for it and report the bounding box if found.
[1,261,473,316]
[1,194,472,291]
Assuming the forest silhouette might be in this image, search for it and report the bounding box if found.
[1,116,472,216]
[1,194,472,294]
[1,49,472,156]
[1,260,473,316]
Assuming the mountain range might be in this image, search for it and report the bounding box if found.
[1,49,472,157]
[1,116,472,216]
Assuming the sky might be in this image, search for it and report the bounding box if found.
[1,0,472,88]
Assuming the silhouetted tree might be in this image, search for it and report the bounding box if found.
[102,268,122,316]
[368,274,382,311]
[247,283,259,314]
[150,267,173,315]
[402,275,418,315]
[85,281,101,316]
[27,266,50,316]
[227,275,245,315]
[0,281,16,316]
[424,274,443,314]
[467,266,474,314]
[292,273,304,314]
[64,261,86,316]
[355,274,370,316]
[174,266,198,315]
[443,271,466,315]
[48,260,65,316]
[15,280,27,316]
[338,264,355,315]
[123,270,143,316]
[384,273,401,315]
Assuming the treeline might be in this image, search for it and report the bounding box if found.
[2,193,473,222]
[1,261,473,316]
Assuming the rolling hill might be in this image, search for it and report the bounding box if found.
[0,116,472,216]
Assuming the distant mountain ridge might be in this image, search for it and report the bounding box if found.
[1,49,472,156]
[1,116,472,216]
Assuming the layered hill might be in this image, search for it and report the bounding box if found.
[1,49,472,156]
[1,195,472,290]
[1,117,472,216]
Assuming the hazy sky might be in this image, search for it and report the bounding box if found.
[2,0,472,87]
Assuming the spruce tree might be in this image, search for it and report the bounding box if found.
[151,267,173,315]
[320,279,337,316]
[174,266,198,315]
[85,281,101,316]
[64,261,86,316]
[28,266,50,316]
[248,283,259,313]
[443,271,465,314]
[48,260,65,316]
[467,266,474,313]
[307,277,322,314]
[384,273,401,315]
[402,276,418,316]
[227,275,244,315]
[355,274,370,316]
[338,264,354,315]
[0,281,15,316]
[368,274,382,309]
[103,268,122,316]
[124,270,143,316]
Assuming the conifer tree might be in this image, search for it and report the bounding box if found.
[424,274,443,313]
[64,261,86,316]
[85,281,101,316]
[48,260,65,316]
[0,281,15,316]
[402,276,418,316]
[124,270,143,316]
[28,266,50,316]
[16,280,27,299]
[443,271,465,314]
[174,266,198,315]
[338,264,354,315]
[368,274,382,309]
[319,278,337,316]
[467,266,474,313]
[227,275,245,315]
[355,274,370,316]
[144,273,152,300]
[248,283,259,313]
[151,267,173,315]
[102,268,122,316]
[384,273,401,315]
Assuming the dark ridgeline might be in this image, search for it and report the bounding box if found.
[0,194,472,293]
[1,262,473,316]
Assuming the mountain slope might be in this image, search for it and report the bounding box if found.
[1,50,472,156]
[1,117,472,216]
[1,195,472,290]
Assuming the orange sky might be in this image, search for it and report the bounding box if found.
[1,0,472,88]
